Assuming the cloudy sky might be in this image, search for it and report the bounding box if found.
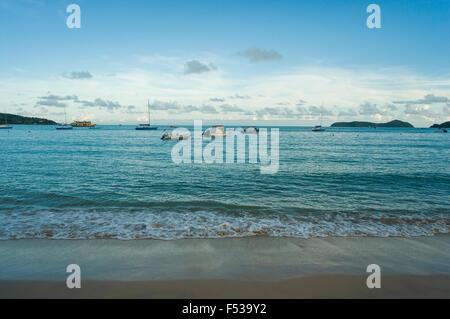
[0,0,449,126]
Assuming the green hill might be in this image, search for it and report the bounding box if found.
[0,113,57,125]
[331,120,414,128]
[430,121,450,129]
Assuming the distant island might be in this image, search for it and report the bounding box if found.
[331,120,414,128]
[430,121,450,129]
[0,113,57,125]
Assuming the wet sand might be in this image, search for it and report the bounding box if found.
[0,236,449,298]
[1,275,449,298]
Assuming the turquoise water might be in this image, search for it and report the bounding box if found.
[0,125,449,239]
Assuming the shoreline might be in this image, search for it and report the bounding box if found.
[1,274,449,299]
[1,236,449,298]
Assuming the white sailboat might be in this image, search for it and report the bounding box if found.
[136,100,158,130]
[312,105,326,132]
[56,106,73,130]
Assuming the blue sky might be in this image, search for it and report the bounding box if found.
[0,0,449,126]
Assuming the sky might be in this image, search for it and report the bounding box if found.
[0,0,449,126]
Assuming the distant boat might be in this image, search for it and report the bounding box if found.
[161,129,191,140]
[203,125,227,138]
[56,106,73,130]
[72,121,96,128]
[0,113,12,129]
[56,124,73,130]
[136,100,158,130]
[241,126,259,134]
[311,125,325,132]
[312,106,326,132]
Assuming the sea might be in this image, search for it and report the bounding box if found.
[0,125,448,240]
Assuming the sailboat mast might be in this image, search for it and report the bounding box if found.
[64,106,67,124]
[148,100,151,125]
[320,101,324,126]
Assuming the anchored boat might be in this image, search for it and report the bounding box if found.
[311,106,326,132]
[136,100,158,130]
[241,126,259,134]
[203,125,227,138]
[56,107,73,130]
[161,129,191,140]
[311,125,325,132]
[72,121,96,128]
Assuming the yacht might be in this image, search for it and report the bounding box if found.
[311,125,325,132]
[241,126,259,134]
[161,129,191,140]
[203,125,227,138]
[136,100,158,130]
[56,107,73,130]
[312,106,326,132]
[72,121,96,128]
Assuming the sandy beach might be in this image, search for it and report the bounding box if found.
[1,275,449,299]
[0,236,449,298]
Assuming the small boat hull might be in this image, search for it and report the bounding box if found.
[241,127,259,134]
[136,126,158,130]
[311,125,326,132]
[56,126,73,130]
[0,126,12,129]
[161,135,190,140]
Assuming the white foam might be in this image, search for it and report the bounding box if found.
[0,210,448,240]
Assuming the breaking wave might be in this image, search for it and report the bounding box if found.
[0,209,448,240]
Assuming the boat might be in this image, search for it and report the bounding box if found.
[311,125,325,132]
[56,124,73,130]
[203,125,227,138]
[72,121,96,128]
[311,106,326,132]
[241,126,259,134]
[136,100,158,130]
[136,123,157,130]
[161,129,191,140]
[56,107,73,130]
[0,114,12,129]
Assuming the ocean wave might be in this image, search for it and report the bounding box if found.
[0,209,448,240]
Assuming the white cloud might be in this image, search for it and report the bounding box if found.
[228,93,251,99]
[210,97,225,102]
[62,71,93,80]
[393,94,449,104]
[219,104,245,112]
[184,60,217,74]
[2,62,450,126]
[239,47,282,62]
[338,109,358,117]
[359,102,383,115]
